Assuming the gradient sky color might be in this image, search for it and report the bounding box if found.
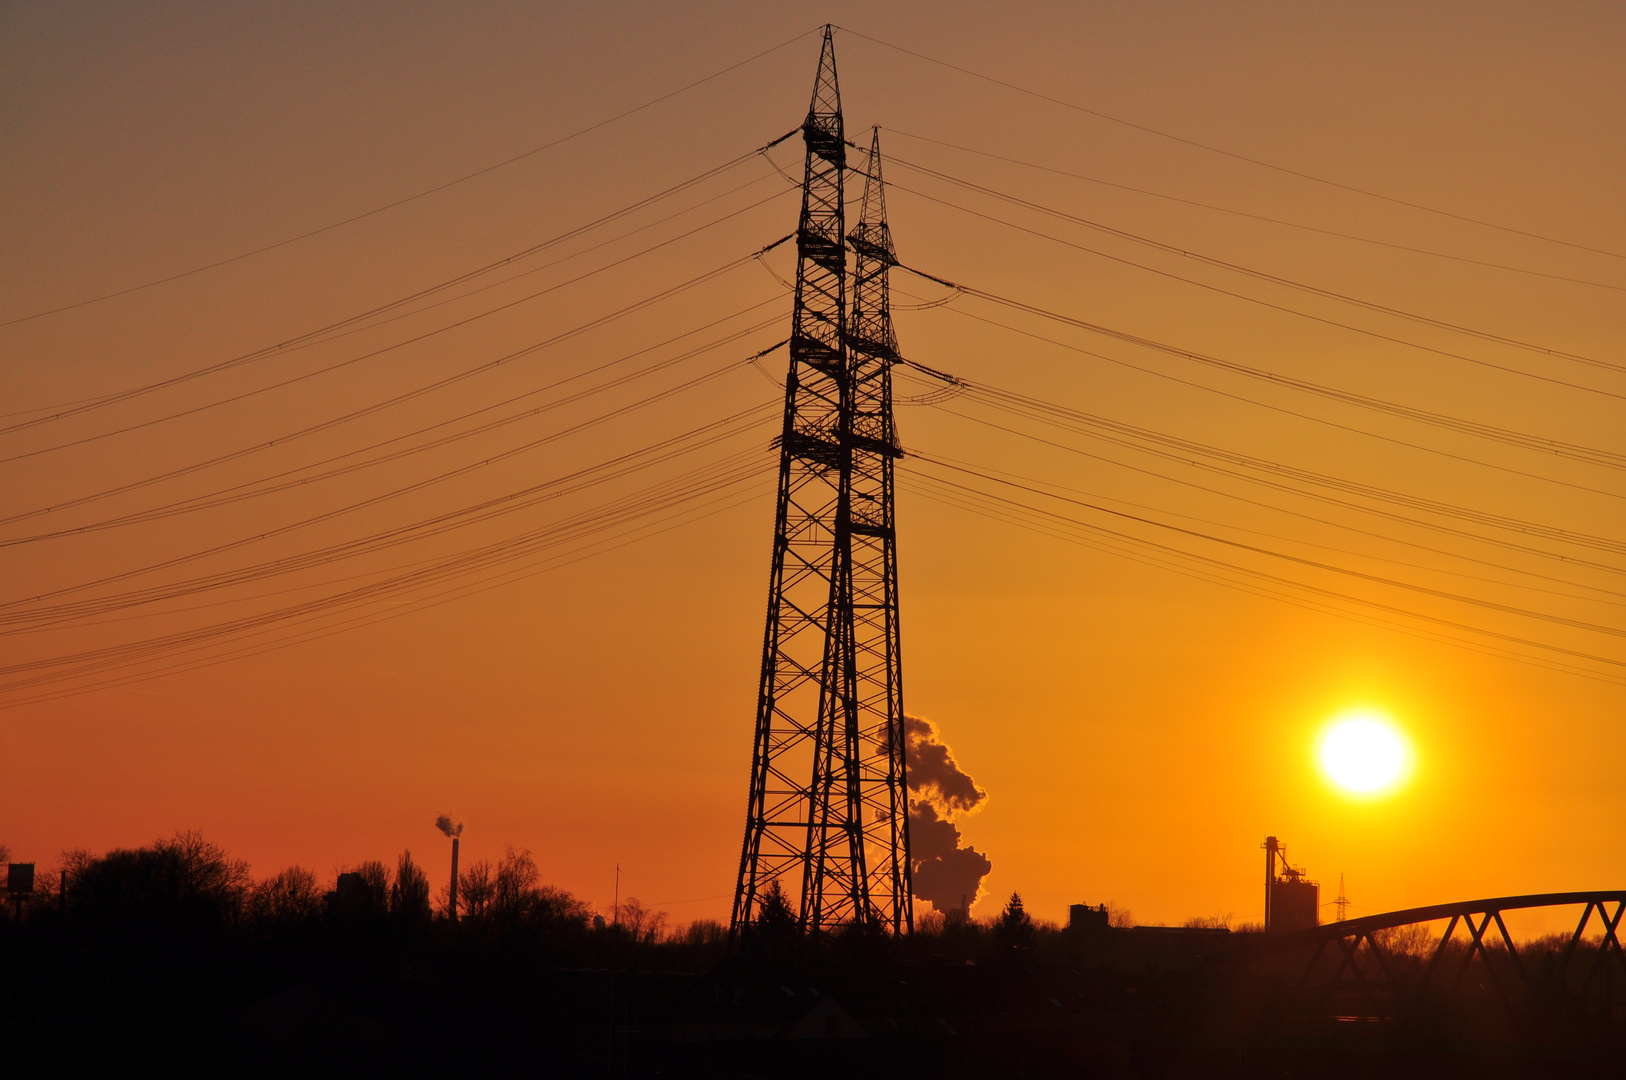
[3,2,1623,934]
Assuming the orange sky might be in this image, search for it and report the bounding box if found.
[3,2,1623,934]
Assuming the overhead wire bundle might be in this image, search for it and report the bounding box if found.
[3,25,1623,706]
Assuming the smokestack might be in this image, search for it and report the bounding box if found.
[449,837,460,923]
[436,815,464,922]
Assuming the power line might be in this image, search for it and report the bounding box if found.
[885,152,1626,378]
[903,469,1626,687]
[0,207,795,465]
[0,468,777,707]
[908,455,1626,673]
[1,304,788,544]
[885,128,1626,294]
[898,263,1626,470]
[0,444,777,694]
[911,382,1626,607]
[836,26,1626,261]
[886,184,1626,403]
[917,449,1626,641]
[0,27,818,327]
[947,380,1626,573]
[925,299,1626,504]
[1,359,784,625]
[0,143,793,432]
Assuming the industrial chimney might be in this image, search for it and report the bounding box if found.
[1263,836,1319,933]
[435,815,463,922]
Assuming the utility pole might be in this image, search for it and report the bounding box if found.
[731,28,911,942]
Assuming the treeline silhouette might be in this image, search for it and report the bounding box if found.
[0,831,727,1075]
[7,831,726,966]
[5,835,1622,1078]
[4,831,1143,967]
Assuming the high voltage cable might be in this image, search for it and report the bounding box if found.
[0,358,784,625]
[2,385,776,620]
[891,343,1626,584]
[0,467,778,707]
[945,381,1626,574]
[961,383,1626,559]
[903,469,1623,684]
[0,136,794,432]
[0,419,770,643]
[0,302,788,541]
[13,455,775,637]
[903,470,1626,687]
[915,431,1619,607]
[899,375,1626,607]
[0,202,796,465]
[885,129,1626,294]
[0,445,776,692]
[967,392,1626,584]
[835,26,1626,262]
[2,448,767,662]
[10,444,770,652]
[920,455,1626,638]
[885,185,1626,404]
[908,455,1626,672]
[884,153,1626,378]
[897,263,1626,468]
[926,298,1626,504]
[0,27,818,328]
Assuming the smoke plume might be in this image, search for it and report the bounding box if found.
[905,715,991,916]
[435,815,463,839]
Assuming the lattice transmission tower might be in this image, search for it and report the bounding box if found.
[731,29,912,940]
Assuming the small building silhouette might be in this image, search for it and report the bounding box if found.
[1263,836,1318,933]
[1067,903,1109,934]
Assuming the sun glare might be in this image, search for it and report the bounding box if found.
[1318,711,1411,796]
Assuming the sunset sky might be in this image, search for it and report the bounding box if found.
[3,2,1623,935]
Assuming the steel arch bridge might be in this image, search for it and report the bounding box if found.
[1215,891,1626,1029]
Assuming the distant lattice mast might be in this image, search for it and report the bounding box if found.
[732,31,912,940]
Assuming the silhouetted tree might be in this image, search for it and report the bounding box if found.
[615,897,668,946]
[457,859,495,920]
[248,866,323,928]
[390,850,431,923]
[491,846,540,929]
[835,915,894,965]
[332,860,390,918]
[681,919,726,947]
[994,891,1035,951]
[452,848,589,941]
[68,830,250,924]
[751,878,800,957]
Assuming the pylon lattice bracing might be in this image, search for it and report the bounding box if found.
[731,28,911,940]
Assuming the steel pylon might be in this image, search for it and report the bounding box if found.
[731,31,911,941]
[840,127,912,934]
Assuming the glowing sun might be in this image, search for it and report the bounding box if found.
[1318,711,1411,796]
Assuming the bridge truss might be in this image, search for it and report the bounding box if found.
[1221,891,1626,1034]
